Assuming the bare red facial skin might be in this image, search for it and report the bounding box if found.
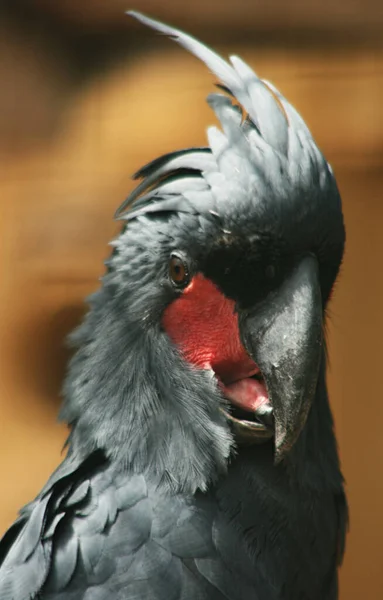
[163,274,257,382]
[162,274,269,412]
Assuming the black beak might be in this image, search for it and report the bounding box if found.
[239,256,323,461]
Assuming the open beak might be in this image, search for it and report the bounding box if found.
[239,255,323,462]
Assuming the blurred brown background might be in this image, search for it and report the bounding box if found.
[0,0,382,597]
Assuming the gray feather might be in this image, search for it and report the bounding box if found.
[118,10,319,225]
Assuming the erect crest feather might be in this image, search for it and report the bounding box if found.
[115,11,327,222]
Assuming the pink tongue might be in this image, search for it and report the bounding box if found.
[223,378,269,412]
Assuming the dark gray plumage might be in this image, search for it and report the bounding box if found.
[0,11,347,600]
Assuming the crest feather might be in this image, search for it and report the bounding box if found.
[116,11,323,222]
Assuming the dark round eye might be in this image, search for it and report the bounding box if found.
[169,254,190,287]
[265,264,276,279]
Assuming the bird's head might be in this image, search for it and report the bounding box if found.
[62,12,345,493]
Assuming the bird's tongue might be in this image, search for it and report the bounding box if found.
[212,351,269,413]
[222,377,269,412]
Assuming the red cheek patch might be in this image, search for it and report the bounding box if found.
[162,274,259,384]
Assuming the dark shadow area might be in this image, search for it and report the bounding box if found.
[0,1,149,85]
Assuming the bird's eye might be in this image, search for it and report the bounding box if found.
[169,253,190,288]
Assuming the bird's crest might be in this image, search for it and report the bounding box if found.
[115,11,325,222]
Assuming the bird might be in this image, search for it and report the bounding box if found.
[0,10,347,600]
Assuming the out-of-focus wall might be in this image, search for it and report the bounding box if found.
[0,2,382,598]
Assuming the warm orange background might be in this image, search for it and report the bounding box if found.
[0,2,382,598]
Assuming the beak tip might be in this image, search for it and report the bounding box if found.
[273,424,297,464]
